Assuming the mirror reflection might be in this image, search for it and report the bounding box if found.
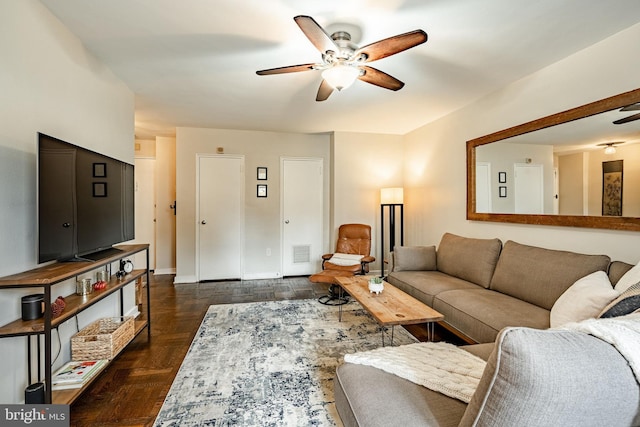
[467,88,640,231]
[475,108,640,216]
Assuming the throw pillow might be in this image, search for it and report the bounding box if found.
[614,261,640,293]
[599,282,640,318]
[392,246,437,272]
[550,271,619,328]
[328,253,363,266]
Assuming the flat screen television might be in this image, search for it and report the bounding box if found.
[38,133,135,263]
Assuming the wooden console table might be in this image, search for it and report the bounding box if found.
[0,244,151,404]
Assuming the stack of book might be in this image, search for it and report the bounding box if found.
[51,360,108,390]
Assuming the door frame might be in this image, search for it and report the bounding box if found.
[475,161,492,213]
[280,156,324,276]
[133,157,156,270]
[195,154,245,281]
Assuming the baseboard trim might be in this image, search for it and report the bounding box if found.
[242,272,283,280]
[125,306,140,318]
[154,268,176,275]
[174,275,197,284]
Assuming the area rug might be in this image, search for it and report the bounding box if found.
[153,299,418,426]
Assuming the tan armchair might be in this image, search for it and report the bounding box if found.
[310,224,375,304]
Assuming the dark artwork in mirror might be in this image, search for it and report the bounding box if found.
[467,87,640,231]
[602,160,623,216]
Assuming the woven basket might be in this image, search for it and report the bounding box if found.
[71,317,134,361]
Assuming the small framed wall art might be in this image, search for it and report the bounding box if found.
[257,184,267,198]
[93,182,107,197]
[499,186,507,198]
[257,167,267,180]
[498,171,506,183]
[93,162,107,178]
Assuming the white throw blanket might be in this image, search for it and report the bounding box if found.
[343,342,486,403]
[561,312,640,384]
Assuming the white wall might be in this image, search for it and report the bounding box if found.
[403,22,640,263]
[174,127,331,283]
[0,0,134,403]
[331,132,404,271]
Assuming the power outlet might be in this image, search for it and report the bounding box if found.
[266,248,272,256]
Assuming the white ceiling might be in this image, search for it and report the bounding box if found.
[39,0,640,139]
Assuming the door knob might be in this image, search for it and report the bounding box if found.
[284,220,290,224]
[201,220,207,225]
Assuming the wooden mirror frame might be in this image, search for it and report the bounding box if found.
[467,87,640,231]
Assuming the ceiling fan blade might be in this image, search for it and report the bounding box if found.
[358,66,405,91]
[294,15,338,54]
[620,103,640,112]
[354,29,427,63]
[316,79,334,101]
[613,112,640,125]
[256,63,316,75]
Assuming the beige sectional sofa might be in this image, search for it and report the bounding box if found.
[334,233,640,427]
[336,323,640,427]
[386,232,631,343]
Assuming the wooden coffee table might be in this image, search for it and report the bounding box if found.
[335,276,444,345]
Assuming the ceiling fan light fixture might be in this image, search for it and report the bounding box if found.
[322,64,360,91]
[597,141,624,154]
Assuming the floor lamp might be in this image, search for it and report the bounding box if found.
[380,187,404,278]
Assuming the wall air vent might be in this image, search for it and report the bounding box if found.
[293,245,311,263]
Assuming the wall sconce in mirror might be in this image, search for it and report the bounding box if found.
[257,167,267,180]
[257,184,267,198]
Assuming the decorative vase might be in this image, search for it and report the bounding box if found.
[368,278,384,294]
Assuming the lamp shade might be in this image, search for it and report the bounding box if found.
[322,65,360,91]
[380,187,404,205]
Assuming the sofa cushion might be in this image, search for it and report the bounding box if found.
[393,246,437,272]
[387,270,482,306]
[433,289,549,343]
[335,363,467,427]
[459,327,640,427]
[608,261,634,287]
[436,233,502,288]
[461,343,495,361]
[599,282,640,318]
[550,271,619,328]
[614,261,640,292]
[489,240,610,310]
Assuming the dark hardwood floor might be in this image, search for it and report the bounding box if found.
[69,274,462,426]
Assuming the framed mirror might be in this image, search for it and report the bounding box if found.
[467,88,640,231]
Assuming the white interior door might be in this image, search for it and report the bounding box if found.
[197,155,244,281]
[475,162,492,213]
[514,163,544,214]
[282,158,323,276]
[134,158,155,270]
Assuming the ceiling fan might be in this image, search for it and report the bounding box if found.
[614,102,640,124]
[256,15,427,101]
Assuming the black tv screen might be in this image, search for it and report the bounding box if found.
[38,133,134,263]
